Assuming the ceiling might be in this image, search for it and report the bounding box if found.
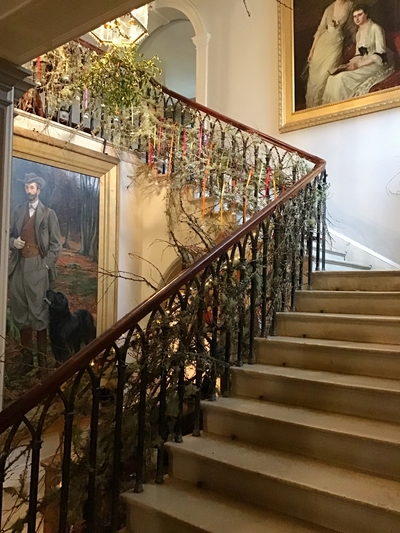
[0,0,148,65]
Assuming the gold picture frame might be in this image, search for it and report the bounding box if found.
[279,0,400,132]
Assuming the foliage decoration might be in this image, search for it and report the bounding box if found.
[74,42,161,121]
[6,35,328,533]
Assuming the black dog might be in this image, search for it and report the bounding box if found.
[45,289,96,362]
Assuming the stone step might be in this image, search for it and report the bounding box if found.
[230,364,400,423]
[202,396,400,479]
[312,258,372,271]
[166,434,400,533]
[123,478,338,533]
[276,311,400,345]
[313,247,347,261]
[311,270,400,291]
[295,290,400,315]
[255,336,400,379]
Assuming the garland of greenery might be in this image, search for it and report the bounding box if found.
[3,39,328,533]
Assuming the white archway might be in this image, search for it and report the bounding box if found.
[152,0,210,105]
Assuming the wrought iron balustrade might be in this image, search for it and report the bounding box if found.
[17,77,317,226]
[6,85,326,533]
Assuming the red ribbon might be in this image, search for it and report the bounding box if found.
[265,167,271,196]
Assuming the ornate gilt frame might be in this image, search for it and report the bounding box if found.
[11,126,120,334]
[278,0,400,132]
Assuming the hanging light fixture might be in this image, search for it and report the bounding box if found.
[91,5,149,46]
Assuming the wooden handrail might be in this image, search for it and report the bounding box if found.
[0,91,326,434]
[160,84,323,166]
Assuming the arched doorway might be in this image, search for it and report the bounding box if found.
[140,0,209,105]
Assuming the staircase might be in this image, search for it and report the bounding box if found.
[123,270,400,533]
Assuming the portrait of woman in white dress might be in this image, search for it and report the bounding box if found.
[305,0,355,108]
[322,4,394,104]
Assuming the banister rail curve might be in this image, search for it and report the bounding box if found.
[159,84,323,166]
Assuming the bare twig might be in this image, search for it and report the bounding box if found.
[242,0,251,16]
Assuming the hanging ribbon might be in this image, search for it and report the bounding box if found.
[158,123,163,156]
[84,87,89,110]
[220,180,226,224]
[265,166,271,197]
[257,162,264,209]
[243,167,253,222]
[273,170,277,199]
[183,129,187,157]
[36,56,41,76]
[198,125,203,156]
[167,123,177,177]
[202,143,214,217]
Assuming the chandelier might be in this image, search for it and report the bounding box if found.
[91,5,149,46]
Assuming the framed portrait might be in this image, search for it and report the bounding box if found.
[0,124,120,401]
[279,0,400,132]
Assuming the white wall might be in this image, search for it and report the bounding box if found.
[189,0,400,264]
[140,19,196,99]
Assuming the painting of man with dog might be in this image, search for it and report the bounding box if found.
[5,157,100,392]
[8,172,62,372]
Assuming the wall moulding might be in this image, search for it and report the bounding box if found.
[153,0,209,104]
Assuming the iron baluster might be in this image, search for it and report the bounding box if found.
[321,171,327,271]
[298,194,305,290]
[290,198,299,311]
[193,277,206,437]
[85,370,101,533]
[174,362,185,443]
[260,221,269,337]
[248,228,259,363]
[193,363,203,438]
[58,408,74,533]
[207,267,220,402]
[222,328,231,397]
[236,242,246,366]
[221,258,233,396]
[307,190,314,291]
[27,433,43,533]
[315,177,322,271]
[58,370,86,533]
[271,213,280,336]
[110,346,127,533]
[156,364,168,484]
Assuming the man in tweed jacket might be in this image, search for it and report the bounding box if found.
[8,173,62,367]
